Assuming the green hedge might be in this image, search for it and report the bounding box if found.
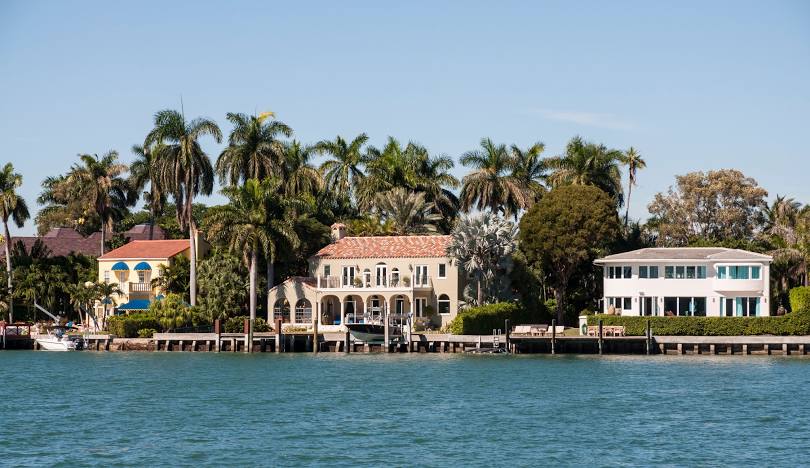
[789,286,810,313]
[587,312,810,336]
[224,316,271,333]
[449,302,544,335]
[107,314,162,338]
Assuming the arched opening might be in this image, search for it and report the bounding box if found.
[321,295,340,325]
[273,298,291,323]
[438,294,450,315]
[295,299,312,323]
[363,269,371,287]
[390,294,409,316]
[343,295,364,324]
[391,268,400,287]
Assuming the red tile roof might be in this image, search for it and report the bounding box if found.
[98,240,190,260]
[314,235,451,259]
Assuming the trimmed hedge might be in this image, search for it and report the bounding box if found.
[587,312,810,336]
[224,316,270,333]
[789,286,810,313]
[449,302,544,335]
[107,314,162,338]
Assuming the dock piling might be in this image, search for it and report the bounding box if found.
[645,320,651,355]
[598,319,603,355]
[551,319,556,355]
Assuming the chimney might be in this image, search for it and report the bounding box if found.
[330,223,347,242]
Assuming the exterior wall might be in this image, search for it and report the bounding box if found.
[600,261,771,317]
[97,258,172,307]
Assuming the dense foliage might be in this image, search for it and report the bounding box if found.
[588,311,810,336]
[449,302,546,335]
[224,316,270,333]
[107,314,161,338]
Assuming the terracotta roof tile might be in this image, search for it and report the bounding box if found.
[98,240,190,260]
[0,228,100,258]
[314,235,451,259]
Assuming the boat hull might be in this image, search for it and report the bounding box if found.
[345,324,386,343]
[35,338,77,351]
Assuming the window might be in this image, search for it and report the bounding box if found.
[723,297,760,317]
[697,266,706,279]
[675,266,685,279]
[104,271,110,283]
[623,297,632,310]
[323,265,331,277]
[686,266,696,279]
[391,268,400,286]
[415,265,428,286]
[138,271,147,283]
[273,299,291,323]
[438,263,447,279]
[649,266,659,279]
[639,266,648,279]
[607,266,632,279]
[718,266,727,279]
[438,294,450,314]
[295,299,312,323]
[665,266,674,279]
[342,266,356,286]
[664,265,706,279]
[665,297,706,316]
[415,298,427,317]
[751,266,761,279]
[606,297,632,312]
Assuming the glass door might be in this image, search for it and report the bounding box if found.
[415,298,427,317]
[642,297,657,316]
[415,265,428,286]
[376,265,387,287]
[342,266,355,287]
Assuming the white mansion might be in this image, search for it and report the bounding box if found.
[595,248,772,317]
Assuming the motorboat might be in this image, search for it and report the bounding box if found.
[344,313,406,343]
[35,326,81,351]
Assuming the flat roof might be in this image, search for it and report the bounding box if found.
[595,247,771,263]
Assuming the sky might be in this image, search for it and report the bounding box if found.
[1,0,808,235]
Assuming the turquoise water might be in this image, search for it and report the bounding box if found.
[1,352,808,466]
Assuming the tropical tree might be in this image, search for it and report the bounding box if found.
[281,140,323,198]
[316,133,369,202]
[347,215,396,237]
[446,213,518,306]
[545,136,625,205]
[129,143,167,240]
[36,174,99,235]
[509,142,547,210]
[66,152,130,255]
[621,147,646,228]
[146,109,222,306]
[196,250,249,322]
[410,145,460,223]
[216,111,292,186]
[151,255,191,300]
[96,281,123,330]
[0,163,30,323]
[375,188,442,235]
[459,138,523,219]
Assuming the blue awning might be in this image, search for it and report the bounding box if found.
[116,299,152,311]
[111,261,129,271]
[133,261,152,271]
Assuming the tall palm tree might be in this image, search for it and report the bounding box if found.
[545,136,624,206]
[129,144,167,240]
[459,138,523,219]
[281,140,323,198]
[509,142,547,210]
[0,163,30,323]
[408,143,460,223]
[206,179,276,339]
[375,188,442,235]
[316,133,369,203]
[621,147,647,228]
[67,152,130,255]
[216,112,292,186]
[146,109,222,306]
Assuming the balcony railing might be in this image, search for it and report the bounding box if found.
[129,282,152,293]
[316,274,432,289]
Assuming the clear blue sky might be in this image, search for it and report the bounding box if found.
[1,0,808,235]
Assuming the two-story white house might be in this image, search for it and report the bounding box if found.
[595,248,772,317]
[267,224,462,331]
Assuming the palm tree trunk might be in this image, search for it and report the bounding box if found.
[3,218,13,323]
[266,257,274,315]
[554,286,566,325]
[148,212,155,241]
[477,278,483,306]
[187,191,197,307]
[100,224,106,256]
[624,181,633,228]
[250,249,257,321]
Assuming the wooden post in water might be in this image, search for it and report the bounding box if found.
[243,318,251,353]
[504,319,510,354]
[646,320,651,355]
[598,319,603,355]
[551,319,556,355]
[275,318,283,353]
[312,315,319,353]
[344,330,351,353]
[383,309,390,353]
[214,319,221,353]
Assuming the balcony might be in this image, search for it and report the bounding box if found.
[316,275,433,290]
[129,282,152,293]
[713,278,765,293]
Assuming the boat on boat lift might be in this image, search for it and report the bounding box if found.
[344,310,408,344]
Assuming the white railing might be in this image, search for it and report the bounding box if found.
[316,274,428,289]
[129,282,152,293]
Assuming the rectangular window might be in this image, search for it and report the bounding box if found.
[438,263,447,279]
[623,266,632,279]
[686,266,696,279]
[675,266,685,279]
[738,266,749,280]
[649,266,659,279]
[639,266,648,279]
[104,271,110,283]
[697,266,706,279]
[138,271,146,283]
[623,297,632,310]
[718,266,727,279]
[751,266,760,279]
[324,265,331,277]
[665,266,674,279]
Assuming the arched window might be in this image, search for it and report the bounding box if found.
[438,294,450,315]
[273,298,290,323]
[363,269,371,287]
[295,299,312,323]
[394,295,405,315]
[391,268,400,287]
[376,262,387,286]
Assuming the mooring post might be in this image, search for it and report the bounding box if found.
[275,318,283,353]
[312,315,319,353]
[551,319,557,355]
[646,320,651,355]
[383,310,390,353]
[214,319,221,353]
[598,319,604,355]
[243,318,251,353]
[505,319,510,353]
[344,330,351,354]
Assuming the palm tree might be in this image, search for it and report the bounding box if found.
[146,109,222,306]
[408,144,460,223]
[621,147,647,228]
[281,140,323,198]
[375,188,442,235]
[509,142,547,210]
[545,136,624,205]
[316,133,369,202]
[0,163,30,323]
[216,112,292,186]
[205,179,274,337]
[129,144,167,240]
[446,213,517,305]
[459,138,523,219]
[67,152,130,255]
[96,281,123,330]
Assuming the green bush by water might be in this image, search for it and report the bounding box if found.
[587,311,810,336]
[224,316,271,333]
[137,328,157,338]
[449,302,546,335]
[789,286,810,313]
[107,314,162,338]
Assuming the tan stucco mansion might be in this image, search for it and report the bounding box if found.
[267,224,462,331]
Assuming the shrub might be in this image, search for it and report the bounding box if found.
[107,314,162,338]
[149,294,193,331]
[789,286,810,313]
[224,316,271,333]
[449,302,545,335]
[587,310,810,336]
[137,328,157,338]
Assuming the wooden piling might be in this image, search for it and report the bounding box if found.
[505,319,511,354]
[551,319,557,355]
[344,330,351,354]
[275,319,283,353]
[383,312,390,353]
[214,319,221,353]
[598,319,603,355]
[645,320,651,355]
[312,317,319,353]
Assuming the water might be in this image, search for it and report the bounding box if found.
[1,352,808,466]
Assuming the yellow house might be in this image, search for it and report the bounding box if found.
[96,239,209,318]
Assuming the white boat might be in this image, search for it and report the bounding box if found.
[35,328,79,351]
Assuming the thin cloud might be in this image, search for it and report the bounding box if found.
[530,108,636,131]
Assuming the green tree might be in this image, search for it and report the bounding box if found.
[129,143,167,240]
[460,138,523,219]
[316,133,368,203]
[149,293,193,331]
[545,136,625,206]
[216,111,292,186]
[375,188,441,235]
[446,213,517,306]
[281,140,323,198]
[621,147,646,228]
[519,185,620,324]
[197,250,249,321]
[509,142,547,210]
[151,255,191,300]
[146,109,222,306]
[0,163,30,323]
